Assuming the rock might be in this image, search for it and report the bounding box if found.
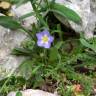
[11,2,36,28]
[0,26,26,80]
[54,0,96,39]
[0,2,36,79]
[7,89,58,96]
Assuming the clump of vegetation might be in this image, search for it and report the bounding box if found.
[0,0,96,96]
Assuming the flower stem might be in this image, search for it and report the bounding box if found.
[44,49,47,65]
[30,0,48,28]
[44,0,50,9]
[21,27,34,40]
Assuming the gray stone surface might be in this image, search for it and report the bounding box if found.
[7,89,58,96]
[12,2,36,28]
[0,26,26,79]
[0,2,36,79]
[55,0,96,39]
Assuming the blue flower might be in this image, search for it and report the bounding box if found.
[36,30,54,48]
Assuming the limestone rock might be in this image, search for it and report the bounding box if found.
[7,89,58,96]
[0,26,26,80]
[54,0,96,39]
[11,2,36,28]
[0,2,36,79]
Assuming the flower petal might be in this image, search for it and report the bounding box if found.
[36,33,42,40]
[49,36,54,42]
[42,29,50,36]
[43,42,51,48]
[37,40,43,47]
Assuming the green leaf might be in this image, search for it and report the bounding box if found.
[16,91,22,96]
[16,0,29,7]
[55,41,63,49]
[80,38,96,52]
[9,0,28,6]
[0,16,22,29]
[49,47,59,61]
[50,3,81,24]
[29,0,37,4]
[17,59,41,79]
[17,60,34,79]
[19,12,35,20]
[12,48,32,56]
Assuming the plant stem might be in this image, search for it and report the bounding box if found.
[44,0,50,9]
[37,0,42,9]
[30,0,48,28]
[21,27,34,40]
[44,49,47,65]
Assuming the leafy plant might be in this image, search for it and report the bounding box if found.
[0,0,96,96]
